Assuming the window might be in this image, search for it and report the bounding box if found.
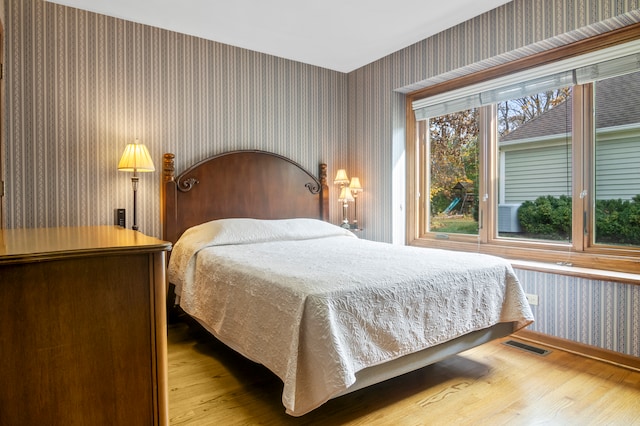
[407,30,640,274]
[425,108,479,236]
[497,86,573,243]
[592,70,640,248]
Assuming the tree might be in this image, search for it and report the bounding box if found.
[429,108,479,212]
[498,88,571,136]
[427,88,570,216]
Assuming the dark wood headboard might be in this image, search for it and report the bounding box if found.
[161,150,330,244]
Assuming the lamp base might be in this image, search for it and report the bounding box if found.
[131,176,139,231]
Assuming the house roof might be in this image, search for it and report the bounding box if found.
[501,72,640,142]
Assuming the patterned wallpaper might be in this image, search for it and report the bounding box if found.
[3,0,640,357]
[515,268,640,357]
[4,0,348,235]
[5,0,640,240]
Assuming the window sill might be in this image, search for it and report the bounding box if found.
[409,237,640,283]
[510,259,640,285]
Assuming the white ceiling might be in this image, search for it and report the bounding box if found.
[46,0,511,73]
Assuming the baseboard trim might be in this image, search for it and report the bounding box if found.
[513,330,640,373]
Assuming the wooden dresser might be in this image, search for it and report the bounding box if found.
[0,226,171,426]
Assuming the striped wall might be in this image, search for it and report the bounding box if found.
[4,0,348,235]
[515,268,640,357]
[5,0,640,241]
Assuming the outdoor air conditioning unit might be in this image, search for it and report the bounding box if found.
[498,204,522,233]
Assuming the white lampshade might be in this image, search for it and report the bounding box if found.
[338,186,354,202]
[118,140,156,172]
[349,177,363,193]
[333,169,349,186]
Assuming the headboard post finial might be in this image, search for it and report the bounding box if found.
[163,153,175,182]
[320,163,329,222]
[320,163,327,186]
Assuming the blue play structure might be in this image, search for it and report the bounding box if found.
[443,197,460,215]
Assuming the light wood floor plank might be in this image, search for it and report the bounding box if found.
[168,319,640,425]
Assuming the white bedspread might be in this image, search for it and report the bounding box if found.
[168,218,533,416]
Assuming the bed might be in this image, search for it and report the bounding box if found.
[161,150,534,417]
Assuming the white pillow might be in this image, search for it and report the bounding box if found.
[181,217,355,246]
[169,218,355,297]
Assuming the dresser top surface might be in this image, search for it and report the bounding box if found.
[0,226,171,263]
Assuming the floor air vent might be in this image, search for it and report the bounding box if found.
[503,340,551,356]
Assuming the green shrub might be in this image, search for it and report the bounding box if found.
[518,195,571,240]
[517,194,640,245]
[595,195,640,245]
[431,192,452,215]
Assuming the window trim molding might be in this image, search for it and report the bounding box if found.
[406,23,640,275]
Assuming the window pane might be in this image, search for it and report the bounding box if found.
[593,71,640,247]
[426,108,479,236]
[497,87,573,242]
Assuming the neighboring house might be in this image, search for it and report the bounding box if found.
[499,72,640,205]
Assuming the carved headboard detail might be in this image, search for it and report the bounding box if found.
[161,150,329,244]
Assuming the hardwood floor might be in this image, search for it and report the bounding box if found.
[168,318,640,425]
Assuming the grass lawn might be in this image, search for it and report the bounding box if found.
[431,215,478,234]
